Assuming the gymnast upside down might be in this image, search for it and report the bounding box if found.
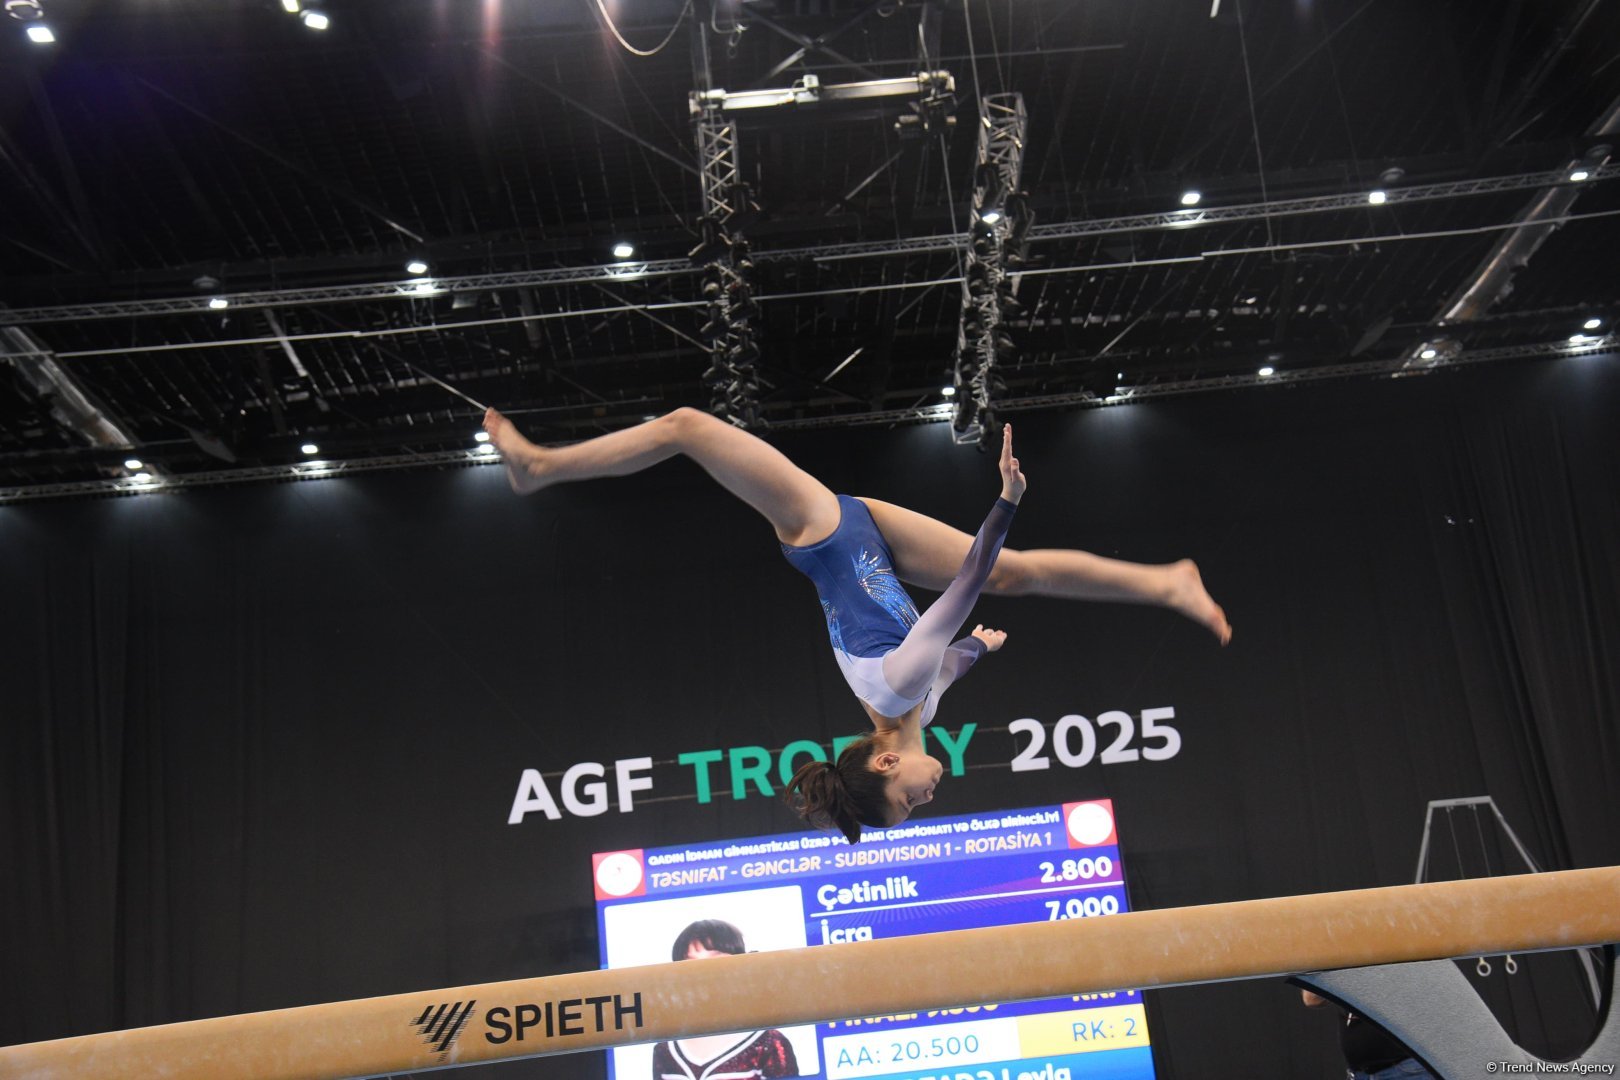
[484,406,1229,843]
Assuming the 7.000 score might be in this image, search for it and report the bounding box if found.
[1045,895,1121,920]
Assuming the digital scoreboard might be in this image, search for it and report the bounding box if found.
[592,800,1156,1080]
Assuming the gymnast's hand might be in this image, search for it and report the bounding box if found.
[999,423,1027,504]
[970,624,1007,652]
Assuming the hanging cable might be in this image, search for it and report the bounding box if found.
[1233,0,1275,248]
[592,0,693,57]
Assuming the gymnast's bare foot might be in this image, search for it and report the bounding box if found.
[1167,559,1232,645]
[483,408,549,495]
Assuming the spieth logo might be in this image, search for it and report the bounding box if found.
[411,1000,478,1057]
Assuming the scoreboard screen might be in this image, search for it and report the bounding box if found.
[592,800,1155,1080]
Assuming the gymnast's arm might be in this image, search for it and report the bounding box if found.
[920,626,1006,726]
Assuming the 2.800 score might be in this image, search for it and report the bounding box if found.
[1038,857,1114,882]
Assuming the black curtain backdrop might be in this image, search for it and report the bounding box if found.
[4,356,1617,1078]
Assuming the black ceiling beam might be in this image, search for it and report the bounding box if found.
[481,48,700,179]
[132,75,428,246]
[1169,0,1383,174]
[23,69,109,270]
[744,3,888,90]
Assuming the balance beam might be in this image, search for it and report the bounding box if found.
[4,866,1616,1080]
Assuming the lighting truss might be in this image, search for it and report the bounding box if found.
[692,97,761,427]
[3,335,1608,504]
[690,72,955,114]
[952,93,1027,448]
[3,164,1615,326]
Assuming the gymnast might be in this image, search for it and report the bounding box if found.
[483,406,1229,842]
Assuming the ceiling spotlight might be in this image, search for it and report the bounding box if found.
[1367,190,1387,205]
[300,443,319,455]
[1258,365,1275,377]
[124,458,144,470]
[281,0,300,10]
[475,442,498,455]
[1242,295,1258,305]
[979,209,1003,225]
[301,10,328,30]
[132,472,154,483]
[474,430,491,443]
[612,242,636,259]
[1583,318,1602,330]
[1419,347,1438,360]
[208,297,229,310]
[26,23,53,43]
[406,259,429,275]
[1569,169,1590,182]
[1569,334,1591,344]
[941,385,957,397]
[1180,190,1202,206]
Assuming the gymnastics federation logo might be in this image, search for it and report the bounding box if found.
[593,849,646,900]
[411,1000,478,1057]
[1063,799,1117,848]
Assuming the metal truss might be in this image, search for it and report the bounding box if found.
[0,262,694,324]
[3,335,1609,504]
[6,164,1612,327]
[784,162,1620,260]
[695,109,741,226]
[692,92,762,426]
[691,72,956,113]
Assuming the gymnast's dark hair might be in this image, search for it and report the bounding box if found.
[671,918,747,961]
[784,735,888,844]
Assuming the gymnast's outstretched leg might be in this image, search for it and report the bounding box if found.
[483,406,840,546]
[861,499,1231,643]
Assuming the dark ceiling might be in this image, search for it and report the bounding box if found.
[2,0,1618,499]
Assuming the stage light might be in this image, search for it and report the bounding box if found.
[1258,366,1275,377]
[1180,190,1201,206]
[1419,347,1438,360]
[475,442,498,455]
[474,430,491,443]
[1569,334,1591,344]
[281,0,300,10]
[1368,190,1387,205]
[1242,295,1257,304]
[1570,169,1590,182]
[132,472,154,483]
[406,259,428,275]
[301,10,328,30]
[612,242,635,259]
[301,443,319,455]
[209,297,229,310]
[941,386,956,397]
[1584,318,1602,330]
[124,458,144,470]
[26,24,55,44]
[979,209,1003,225]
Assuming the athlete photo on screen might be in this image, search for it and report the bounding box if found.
[652,919,802,1080]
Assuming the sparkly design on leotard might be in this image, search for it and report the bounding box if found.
[853,547,918,632]
[821,599,845,655]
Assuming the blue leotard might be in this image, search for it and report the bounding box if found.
[783,495,1016,719]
